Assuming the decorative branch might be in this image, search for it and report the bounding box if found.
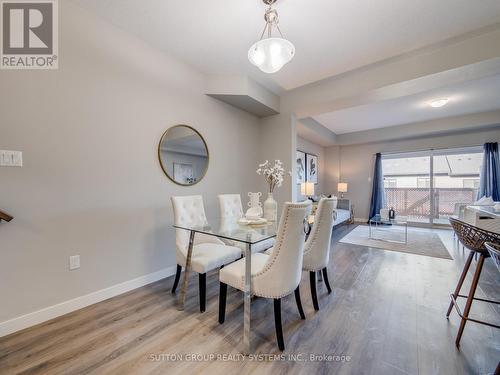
[256,160,291,193]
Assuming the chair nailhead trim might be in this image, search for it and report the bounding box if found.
[236,202,310,298]
[303,199,334,271]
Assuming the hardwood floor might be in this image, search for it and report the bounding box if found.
[1,224,499,374]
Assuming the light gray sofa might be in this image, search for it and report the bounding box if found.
[334,199,352,226]
[310,197,352,226]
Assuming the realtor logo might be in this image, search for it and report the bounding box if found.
[1,0,58,69]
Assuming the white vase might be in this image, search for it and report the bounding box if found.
[247,192,262,209]
[263,192,278,222]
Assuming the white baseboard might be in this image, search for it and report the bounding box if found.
[0,265,177,338]
[354,217,368,223]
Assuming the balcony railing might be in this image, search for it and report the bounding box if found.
[384,187,478,220]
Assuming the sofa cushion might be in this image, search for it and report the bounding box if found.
[334,209,351,226]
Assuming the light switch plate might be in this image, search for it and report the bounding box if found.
[69,255,80,270]
[0,150,23,167]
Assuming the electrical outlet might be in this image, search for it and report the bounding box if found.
[0,150,23,167]
[69,255,80,270]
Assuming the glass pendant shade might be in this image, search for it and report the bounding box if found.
[248,37,295,74]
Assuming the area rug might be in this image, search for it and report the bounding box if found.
[339,225,452,260]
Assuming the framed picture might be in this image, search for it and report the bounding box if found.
[173,163,195,184]
[306,153,318,184]
[296,150,306,184]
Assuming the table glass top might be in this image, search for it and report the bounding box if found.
[370,214,408,224]
[173,217,278,245]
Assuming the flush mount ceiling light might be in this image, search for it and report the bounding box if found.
[429,98,450,108]
[248,0,295,74]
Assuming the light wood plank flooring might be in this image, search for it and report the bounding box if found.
[1,224,499,374]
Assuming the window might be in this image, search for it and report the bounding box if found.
[382,146,483,224]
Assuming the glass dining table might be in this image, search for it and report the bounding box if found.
[173,217,278,354]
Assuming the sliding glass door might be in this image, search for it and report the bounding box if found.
[382,152,432,224]
[432,149,482,224]
[382,147,482,225]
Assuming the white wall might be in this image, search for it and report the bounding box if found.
[0,2,262,326]
[329,127,500,221]
[296,137,326,201]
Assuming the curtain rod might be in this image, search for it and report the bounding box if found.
[374,143,485,156]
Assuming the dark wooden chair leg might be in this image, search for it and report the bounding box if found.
[322,267,332,294]
[274,298,285,351]
[171,264,182,294]
[310,271,319,311]
[446,251,474,317]
[199,273,206,313]
[455,254,485,347]
[218,282,227,324]
[294,286,306,319]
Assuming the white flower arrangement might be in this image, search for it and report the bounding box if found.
[256,160,291,193]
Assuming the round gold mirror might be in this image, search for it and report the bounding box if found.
[158,125,209,186]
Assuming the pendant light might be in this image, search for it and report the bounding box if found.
[248,0,295,74]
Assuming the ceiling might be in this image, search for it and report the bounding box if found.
[312,74,500,134]
[72,0,500,92]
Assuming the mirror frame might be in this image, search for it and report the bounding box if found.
[157,124,209,186]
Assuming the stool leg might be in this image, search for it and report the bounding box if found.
[447,251,474,318]
[455,253,485,347]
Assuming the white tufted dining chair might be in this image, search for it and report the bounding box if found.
[218,194,244,219]
[302,198,336,311]
[218,201,311,351]
[171,195,241,312]
[218,194,274,253]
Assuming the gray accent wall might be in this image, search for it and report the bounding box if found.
[1,0,498,334]
[0,1,262,323]
[258,112,296,209]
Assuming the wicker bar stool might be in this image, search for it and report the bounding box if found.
[447,217,500,347]
[485,242,500,272]
[485,242,500,375]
